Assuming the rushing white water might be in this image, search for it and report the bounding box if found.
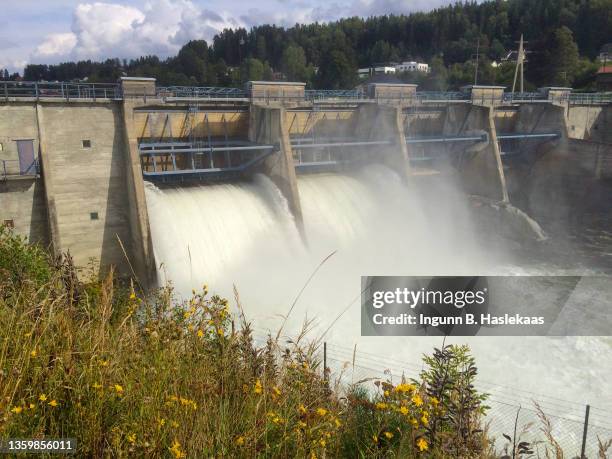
[144,166,612,425]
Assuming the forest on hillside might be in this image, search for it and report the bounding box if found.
[2,0,611,91]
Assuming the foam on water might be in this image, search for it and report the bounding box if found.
[144,165,612,419]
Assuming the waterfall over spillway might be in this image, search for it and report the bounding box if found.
[144,166,612,415]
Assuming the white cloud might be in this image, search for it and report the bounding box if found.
[31,0,240,63]
[20,0,459,69]
[71,3,146,58]
[34,33,78,57]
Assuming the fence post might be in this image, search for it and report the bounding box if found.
[580,404,590,458]
[323,342,327,383]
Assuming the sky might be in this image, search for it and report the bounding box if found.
[0,0,456,73]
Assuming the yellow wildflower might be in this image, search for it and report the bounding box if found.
[421,411,429,425]
[114,384,124,394]
[395,383,415,393]
[383,390,390,397]
[29,403,35,409]
[235,436,245,446]
[399,406,409,415]
[412,394,423,407]
[254,379,263,395]
[171,421,179,428]
[334,418,342,428]
[372,435,378,444]
[375,402,388,410]
[298,404,307,414]
[48,400,58,407]
[169,439,186,459]
[417,438,429,451]
[158,418,166,427]
[92,383,103,390]
[127,433,136,444]
[129,291,136,300]
[197,329,204,338]
[384,431,393,439]
[217,328,224,337]
[319,439,326,448]
[39,394,47,402]
[10,406,22,414]
[316,407,327,417]
[99,359,109,367]
[30,349,37,357]
[430,397,439,406]
[298,421,307,429]
[272,386,281,397]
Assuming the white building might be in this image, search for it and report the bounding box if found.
[394,61,430,73]
[358,66,397,79]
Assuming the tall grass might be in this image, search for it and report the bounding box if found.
[0,226,605,458]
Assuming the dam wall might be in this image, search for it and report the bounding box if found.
[1,79,610,283]
[249,104,303,227]
[441,104,508,201]
[0,104,48,244]
[352,104,411,181]
[567,105,612,143]
[0,101,133,273]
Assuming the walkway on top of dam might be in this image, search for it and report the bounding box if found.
[3,80,612,106]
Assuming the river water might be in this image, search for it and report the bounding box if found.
[144,166,612,431]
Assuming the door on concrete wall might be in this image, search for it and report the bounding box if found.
[16,139,36,175]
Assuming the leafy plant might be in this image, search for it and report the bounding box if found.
[419,344,489,456]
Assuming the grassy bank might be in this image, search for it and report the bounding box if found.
[0,226,606,458]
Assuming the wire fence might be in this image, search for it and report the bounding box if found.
[251,331,611,458]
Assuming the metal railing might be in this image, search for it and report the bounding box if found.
[1,159,40,181]
[502,92,547,103]
[1,81,121,101]
[305,89,365,101]
[569,92,612,104]
[157,86,247,99]
[416,91,468,101]
[3,81,612,106]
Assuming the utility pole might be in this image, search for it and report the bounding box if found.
[512,34,526,94]
[474,37,480,85]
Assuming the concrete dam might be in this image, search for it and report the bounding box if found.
[2,78,612,415]
[2,78,610,286]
